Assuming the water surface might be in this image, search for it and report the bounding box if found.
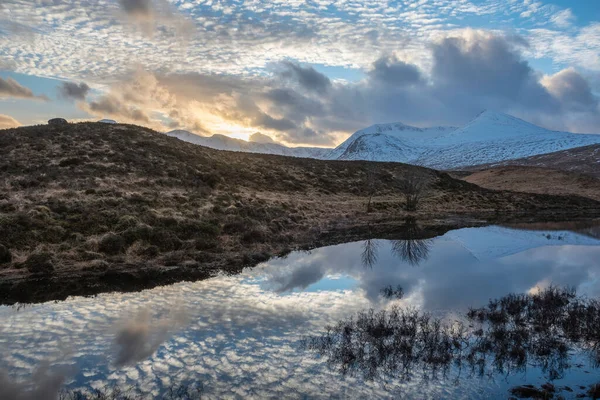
[1,224,600,399]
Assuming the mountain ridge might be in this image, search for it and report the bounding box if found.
[165,111,600,169]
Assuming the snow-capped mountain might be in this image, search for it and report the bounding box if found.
[165,130,329,159]
[165,111,600,169]
[326,122,457,162]
[328,111,600,169]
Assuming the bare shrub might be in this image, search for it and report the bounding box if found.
[398,169,428,211]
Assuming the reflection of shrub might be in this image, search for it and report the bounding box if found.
[304,286,600,383]
[0,244,12,264]
[98,233,126,255]
[24,252,54,274]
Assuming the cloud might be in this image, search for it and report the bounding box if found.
[58,82,90,101]
[74,32,600,145]
[550,8,575,28]
[278,61,332,94]
[0,114,20,129]
[117,0,194,37]
[86,95,150,124]
[368,55,422,86]
[541,68,598,112]
[0,77,48,101]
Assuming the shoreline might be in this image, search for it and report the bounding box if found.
[2,210,598,306]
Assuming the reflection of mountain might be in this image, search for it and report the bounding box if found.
[502,220,600,240]
[443,226,600,261]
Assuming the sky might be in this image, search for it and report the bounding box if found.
[0,0,599,146]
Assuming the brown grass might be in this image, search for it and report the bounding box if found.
[462,166,600,201]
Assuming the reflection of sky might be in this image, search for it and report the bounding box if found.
[1,226,600,398]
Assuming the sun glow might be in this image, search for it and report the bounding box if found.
[211,122,255,141]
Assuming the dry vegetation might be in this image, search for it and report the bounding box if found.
[1,123,599,304]
[460,166,600,202]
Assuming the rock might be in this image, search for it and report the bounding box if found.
[98,119,117,124]
[23,252,54,274]
[48,118,68,126]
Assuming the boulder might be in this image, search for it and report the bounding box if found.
[48,118,68,126]
[98,119,117,124]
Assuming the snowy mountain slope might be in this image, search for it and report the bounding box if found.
[165,130,329,159]
[326,122,456,161]
[326,111,600,169]
[444,225,600,261]
[164,111,600,169]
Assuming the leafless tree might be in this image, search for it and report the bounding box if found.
[398,169,428,211]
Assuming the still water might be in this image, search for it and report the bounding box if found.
[1,224,600,399]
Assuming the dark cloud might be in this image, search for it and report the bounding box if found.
[0,77,48,101]
[0,114,20,129]
[368,55,422,86]
[430,34,557,112]
[542,68,598,112]
[256,113,297,132]
[278,61,332,94]
[88,95,150,123]
[59,81,90,101]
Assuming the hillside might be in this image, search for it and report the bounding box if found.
[462,167,600,202]
[1,122,599,304]
[459,144,600,178]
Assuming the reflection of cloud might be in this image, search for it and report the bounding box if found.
[0,363,67,400]
[1,226,600,397]
[113,309,188,367]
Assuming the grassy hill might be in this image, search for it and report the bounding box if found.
[1,122,598,304]
[462,166,600,202]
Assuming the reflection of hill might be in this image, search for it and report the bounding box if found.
[444,226,600,261]
[501,220,600,240]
